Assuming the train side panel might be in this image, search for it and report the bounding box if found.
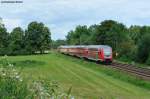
[86,48,99,61]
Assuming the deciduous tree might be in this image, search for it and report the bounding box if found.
[25,21,51,54]
[0,25,9,55]
[9,27,25,55]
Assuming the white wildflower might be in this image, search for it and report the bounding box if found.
[41,92,44,95]
[9,64,13,67]
[15,72,18,75]
[2,73,6,76]
[16,75,20,79]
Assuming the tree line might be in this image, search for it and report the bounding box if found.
[1,19,150,65]
[0,21,51,55]
[53,20,150,65]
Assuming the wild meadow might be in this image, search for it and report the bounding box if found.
[0,52,150,99]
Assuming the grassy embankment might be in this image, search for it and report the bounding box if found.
[4,52,150,99]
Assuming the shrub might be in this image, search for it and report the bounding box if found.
[0,56,31,99]
[30,79,73,99]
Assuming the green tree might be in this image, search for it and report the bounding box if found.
[136,33,150,63]
[39,26,51,53]
[129,25,141,44]
[0,25,9,55]
[88,24,98,44]
[9,27,25,55]
[94,20,128,51]
[66,25,91,45]
[25,21,51,54]
[66,30,75,44]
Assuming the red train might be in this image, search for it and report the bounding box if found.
[58,45,113,63]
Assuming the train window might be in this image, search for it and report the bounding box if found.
[88,48,98,51]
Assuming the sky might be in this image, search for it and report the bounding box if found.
[0,0,150,40]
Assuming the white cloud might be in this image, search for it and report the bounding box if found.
[1,0,150,39]
[3,19,23,32]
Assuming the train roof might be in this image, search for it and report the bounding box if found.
[59,45,111,49]
[59,45,85,48]
[87,45,111,49]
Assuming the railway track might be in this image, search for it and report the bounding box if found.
[108,62,150,80]
[62,52,150,81]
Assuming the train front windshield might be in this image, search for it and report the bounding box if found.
[104,48,112,57]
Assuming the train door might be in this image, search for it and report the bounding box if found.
[98,48,104,61]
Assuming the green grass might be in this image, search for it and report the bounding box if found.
[4,52,150,99]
